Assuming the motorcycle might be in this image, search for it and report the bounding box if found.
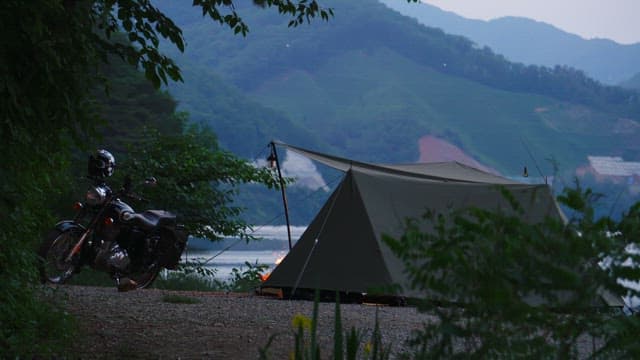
[38,154,187,290]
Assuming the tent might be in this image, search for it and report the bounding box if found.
[260,142,566,300]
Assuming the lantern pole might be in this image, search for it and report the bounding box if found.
[269,141,293,250]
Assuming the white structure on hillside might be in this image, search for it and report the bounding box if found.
[588,156,640,177]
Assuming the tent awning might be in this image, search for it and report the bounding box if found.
[274,140,522,184]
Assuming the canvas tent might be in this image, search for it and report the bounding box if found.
[260,142,566,300]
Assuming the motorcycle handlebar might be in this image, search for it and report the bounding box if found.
[125,192,149,203]
[118,176,154,203]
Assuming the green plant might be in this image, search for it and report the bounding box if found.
[259,290,394,359]
[152,271,219,292]
[157,260,270,293]
[0,285,78,358]
[117,125,283,243]
[223,261,271,293]
[385,184,640,358]
[2,1,333,355]
[59,260,270,293]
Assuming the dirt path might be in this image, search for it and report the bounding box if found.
[55,285,432,359]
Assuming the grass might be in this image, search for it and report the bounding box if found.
[152,271,220,292]
[62,264,266,293]
[259,290,392,360]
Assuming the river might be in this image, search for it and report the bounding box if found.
[182,249,289,280]
[178,225,306,280]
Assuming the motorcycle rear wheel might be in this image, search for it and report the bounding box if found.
[38,229,81,284]
[128,269,159,289]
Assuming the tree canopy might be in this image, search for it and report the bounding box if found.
[385,186,640,358]
[0,0,331,356]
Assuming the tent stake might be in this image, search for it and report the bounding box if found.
[270,141,293,250]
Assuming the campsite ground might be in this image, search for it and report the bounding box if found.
[53,285,433,359]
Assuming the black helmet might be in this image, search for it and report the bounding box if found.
[88,149,116,179]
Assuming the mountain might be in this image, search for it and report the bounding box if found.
[620,73,640,90]
[151,0,639,221]
[380,0,640,85]
[167,63,326,159]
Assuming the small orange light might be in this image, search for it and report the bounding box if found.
[73,202,83,211]
[103,217,114,226]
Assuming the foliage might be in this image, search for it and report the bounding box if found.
[91,45,181,153]
[0,285,77,358]
[572,172,640,220]
[153,271,220,292]
[115,123,281,241]
[259,290,393,359]
[90,0,333,88]
[222,261,271,292]
[295,290,321,359]
[384,185,640,358]
[44,258,272,294]
[1,0,331,356]
[158,260,269,293]
[1,2,93,355]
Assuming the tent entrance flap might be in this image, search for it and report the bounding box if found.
[265,170,395,295]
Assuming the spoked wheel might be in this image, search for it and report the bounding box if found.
[38,229,81,284]
[128,268,159,289]
[126,234,161,289]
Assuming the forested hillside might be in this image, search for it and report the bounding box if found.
[93,54,181,154]
[621,73,640,90]
[157,0,639,177]
[166,63,326,159]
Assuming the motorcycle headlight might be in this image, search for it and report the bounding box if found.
[86,186,107,206]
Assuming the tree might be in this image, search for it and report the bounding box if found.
[0,0,331,356]
[384,186,640,358]
[117,123,281,241]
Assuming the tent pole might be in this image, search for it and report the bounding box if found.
[271,141,293,250]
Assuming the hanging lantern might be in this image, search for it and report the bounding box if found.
[267,151,277,169]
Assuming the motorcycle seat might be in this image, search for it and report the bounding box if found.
[123,210,176,230]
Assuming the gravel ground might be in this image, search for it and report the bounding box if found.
[54,285,433,359]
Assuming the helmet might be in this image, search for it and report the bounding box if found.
[88,149,116,179]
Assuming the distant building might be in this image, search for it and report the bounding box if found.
[577,156,640,194]
[587,156,640,177]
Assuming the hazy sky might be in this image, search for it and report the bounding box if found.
[421,0,640,45]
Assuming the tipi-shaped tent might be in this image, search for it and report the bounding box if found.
[260,142,566,300]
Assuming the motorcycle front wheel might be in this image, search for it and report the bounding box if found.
[38,229,81,284]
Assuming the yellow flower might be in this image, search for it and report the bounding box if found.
[291,313,312,330]
[363,341,373,355]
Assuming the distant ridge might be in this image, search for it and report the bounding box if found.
[380,0,640,85]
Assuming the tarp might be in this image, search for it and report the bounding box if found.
[274,140,521,184]
[261,142,567,299]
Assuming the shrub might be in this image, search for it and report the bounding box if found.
[385,185,640,358]
[259,291,392,360]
